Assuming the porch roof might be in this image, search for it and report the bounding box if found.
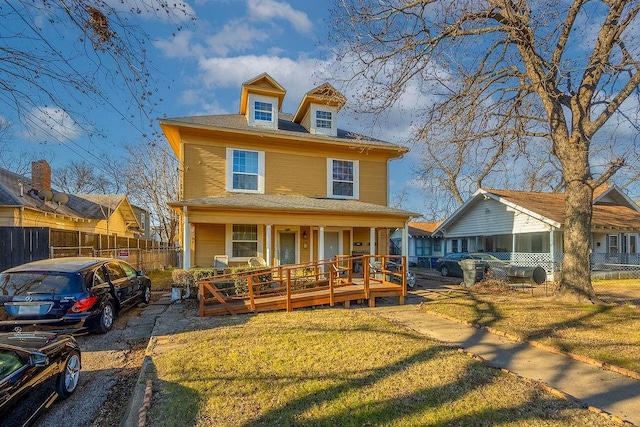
[169,194,419,218]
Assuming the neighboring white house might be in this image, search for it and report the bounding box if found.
[391,222,444,268]
[432,185,640,279]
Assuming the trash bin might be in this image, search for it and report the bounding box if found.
[430,257,439,269]
[460,259,485,287]
[507,266,546,285]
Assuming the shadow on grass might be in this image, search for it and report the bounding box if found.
[238,344,581,427]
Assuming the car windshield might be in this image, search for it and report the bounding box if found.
[0,272,80,296]
[0,350,26,380]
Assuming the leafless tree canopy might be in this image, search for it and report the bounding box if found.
[330,0,640,301]
[0,1,194,143]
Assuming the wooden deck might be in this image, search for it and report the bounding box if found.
[198,255,407,316]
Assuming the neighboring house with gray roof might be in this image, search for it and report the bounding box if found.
[160,72,419,268]
[0,160,143,243]
[432,186,640,278]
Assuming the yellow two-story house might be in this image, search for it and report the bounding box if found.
[160,73,418,268]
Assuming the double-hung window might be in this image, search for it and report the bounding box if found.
[254,101,272,121]
[327,158,358,199]
[226,148,265,193]
[232,224,258,258]
[316,110,332,129]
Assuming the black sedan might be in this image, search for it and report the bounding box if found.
[0,332,81,426]
[0,257,151,334]
[436,253,508,278]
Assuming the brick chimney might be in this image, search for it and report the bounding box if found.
[31,160,51,191]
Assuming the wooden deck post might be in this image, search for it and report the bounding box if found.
[286,269,292,312]
[248,276,255,311]
[329,259,335,307]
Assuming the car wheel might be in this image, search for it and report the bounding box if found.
[142,285,151,305]
[440,266,449,277]
[95,300,115,334]
[56,350,80,399]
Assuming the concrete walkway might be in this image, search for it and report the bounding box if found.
[123,289,640,427]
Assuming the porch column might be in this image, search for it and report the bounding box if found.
[550,229,555,276]
[265,224,272,266]
[512,234,517,252]
[319,227,325,260]
[370,227,376,255]
[182,206,190,269]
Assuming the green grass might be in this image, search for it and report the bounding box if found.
[148,310,618,427]
[421,284,640,373]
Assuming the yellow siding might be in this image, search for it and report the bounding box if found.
[178,130,393,205]
[0,208,18,226]
[183,143,226,200]
[353,228,371,254]
[359,159,388,205]
[194,223,225,267]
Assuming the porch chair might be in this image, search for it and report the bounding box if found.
[213,255,229,274]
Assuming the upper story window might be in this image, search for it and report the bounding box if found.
[254,101,272,121]
[310,105,337,136]
[226,148,265,193]
[247,94,278,129]
[140,213,146,231]
[327,158,359,199]
[316,110,332,129]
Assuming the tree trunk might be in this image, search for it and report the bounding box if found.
[557,178,598,302]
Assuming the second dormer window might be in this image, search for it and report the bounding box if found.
[316,110,332,129]
[254,101,273,122]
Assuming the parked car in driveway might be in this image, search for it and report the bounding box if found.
[436,253,508,278]
[0,257,151,334]
[0,331,81,426]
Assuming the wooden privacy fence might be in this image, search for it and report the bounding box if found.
[0,226,179,272]
[198,255,407,316]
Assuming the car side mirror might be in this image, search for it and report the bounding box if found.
[29,352,49,368]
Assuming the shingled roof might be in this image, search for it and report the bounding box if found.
[169,194,418,217]
[160,113,406,152]
[0,166,135,222]
[484,187,640,230]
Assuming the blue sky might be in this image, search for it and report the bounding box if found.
[3,0,427,216]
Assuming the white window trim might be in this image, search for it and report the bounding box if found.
[247,93,278,129]
[226,148,265,194]
[226,224,264,262]
[326,158,359,199]
[310,104,337,136]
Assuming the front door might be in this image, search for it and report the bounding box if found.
[278,232,296,265]
[324,231,340,261]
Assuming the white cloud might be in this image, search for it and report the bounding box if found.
[247,0,313,34]
[22,107,82,143]
[205,20,270,56]
[154,31,205,58]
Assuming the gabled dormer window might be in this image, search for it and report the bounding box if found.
[316,110,332,129]
[247,94,278,129]
[310,105,337,136]
[327,158,359,199]
[254,101,273,121]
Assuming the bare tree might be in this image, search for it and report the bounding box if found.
[53,160,112,193]
[330,0,640,302]
[0,1,194,144]
[122,143,179,246]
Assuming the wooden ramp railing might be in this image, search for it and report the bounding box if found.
[198,255,407,316]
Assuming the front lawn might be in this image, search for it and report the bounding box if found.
[148,310,618,427]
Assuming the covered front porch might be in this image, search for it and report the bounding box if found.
[171,194,419,269]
